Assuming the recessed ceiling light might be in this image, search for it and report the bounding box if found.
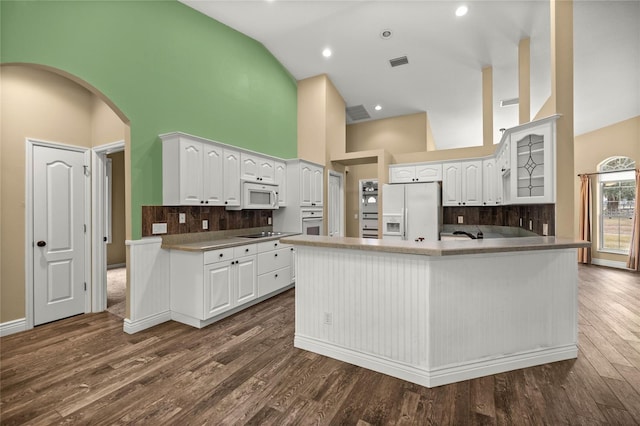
[374,105,382,111]
[455,5,468,17]
[380,29,393,40]
[322,48,332,58]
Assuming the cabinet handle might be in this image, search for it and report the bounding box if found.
[245,248,249,252]
[290,248,294,251]
[205,201,209,204]
[37,240,47,247]
[200,200,204,204]
[274,243,278,247]
[275,253,278,257]
[275,274,278,278]
[224,201,228,205]
[219,253,224,258]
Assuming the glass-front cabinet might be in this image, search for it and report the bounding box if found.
[509,118,556,204]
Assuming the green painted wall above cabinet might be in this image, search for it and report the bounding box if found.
[1,0,297,238]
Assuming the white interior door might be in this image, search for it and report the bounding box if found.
[328,172,343,237]
[33,145,87,325]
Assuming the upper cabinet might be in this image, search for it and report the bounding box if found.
[161,132,286,208]
[286,159,324,208]
[300,162,323,207]
[509,118,556,204]
[482,158,502,205]
[274,160,287,206]
[390,163,442,183]
[163,135,230,206]
[241,153,275,183]
[387,115,559,206]
[442,160,483,206]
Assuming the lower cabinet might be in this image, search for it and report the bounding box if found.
[170,240,293,329]
[257,240,293,297]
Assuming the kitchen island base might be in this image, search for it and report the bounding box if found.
[288,239,581,388]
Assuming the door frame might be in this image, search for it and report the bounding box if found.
[328,170,345,237]
[25,138,91,329]
[91,140,125,313]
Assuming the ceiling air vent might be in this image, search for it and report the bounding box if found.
[346,105,371,121]
[389,56,409,67]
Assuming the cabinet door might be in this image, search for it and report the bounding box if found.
[311,166,324,206]
[482,158,501,205]
[179,139,204,205]
[241,153,259,182]
[300,163,313,206]
[274,161,286,206]
[202,144,224,205]
[461,160,482,205]
[259,159,275,183]
[390,166,416,183]
[415,163,442,182]
[204,262,233,318]
[223,149,241,207]
[235,256,257,305]
[510,123,554,204]
[442,163,462,206]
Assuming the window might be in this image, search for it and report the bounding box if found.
[599,157,636,254]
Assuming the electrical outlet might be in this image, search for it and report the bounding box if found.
[268,217,272,225]
[529,220,533,231]
[202,220,208,230]
[152,223,167,234]
[179,213,186,224]
[519,217,523,227]
[354,213,358,219]
[323,312,333,325]
[543,223,548,236]
[457,215,464,224]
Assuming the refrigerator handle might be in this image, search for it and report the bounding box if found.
[403,207,408,240]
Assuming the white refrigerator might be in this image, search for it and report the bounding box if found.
[382,182,441,241]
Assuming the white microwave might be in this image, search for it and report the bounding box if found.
[242,181,279,210]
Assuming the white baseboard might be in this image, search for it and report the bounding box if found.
[123,311,171,334]
[107,263,126,270]
[0,318,27,337]
[295,335,577,388]
[591,258,631,270]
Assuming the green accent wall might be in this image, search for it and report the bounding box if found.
[1,0,298,239]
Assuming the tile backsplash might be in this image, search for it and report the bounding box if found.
[443,204,555,236]
[142,206,272,237]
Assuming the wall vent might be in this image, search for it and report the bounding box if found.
[389,56,409,67]
[346,105,371,121]
[500,97,519,107]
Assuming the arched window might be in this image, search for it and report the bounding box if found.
[598,157,636,253]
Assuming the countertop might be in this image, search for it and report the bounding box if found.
[161,232,299,252]
[280,235,590,257]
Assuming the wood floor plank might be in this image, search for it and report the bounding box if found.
[1,268,640,424]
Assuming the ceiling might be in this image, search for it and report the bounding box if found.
[180,0,640,150]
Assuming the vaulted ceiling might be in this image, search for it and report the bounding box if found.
[180,0,640,150]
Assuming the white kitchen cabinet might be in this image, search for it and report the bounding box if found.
[509,119,556,204]
[162,136,225,205]
[298,161,324,207]
[223,149,241,207]
[496,138,511,175]
[257,239,293,297]
[241,152,275,183]
[389,163,442,183]
[442,160,483,206]
[162,133,242,207]
[274,160,287,206]
[482,158,502,205]
[170,243,259,328]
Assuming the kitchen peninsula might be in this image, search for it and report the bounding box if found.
[281,235,590,388]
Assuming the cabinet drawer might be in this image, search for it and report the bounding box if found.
[234,244,257,258]
[257,248,291,275]
[258,267,291,297]
[203,247,234,265]
[257,239,283,253]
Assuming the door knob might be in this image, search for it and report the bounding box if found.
[37,241,46,247]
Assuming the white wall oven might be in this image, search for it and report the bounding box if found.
[301,209,323,236]
[242,181,279,210]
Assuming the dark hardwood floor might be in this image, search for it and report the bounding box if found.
[1,264,639,425]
